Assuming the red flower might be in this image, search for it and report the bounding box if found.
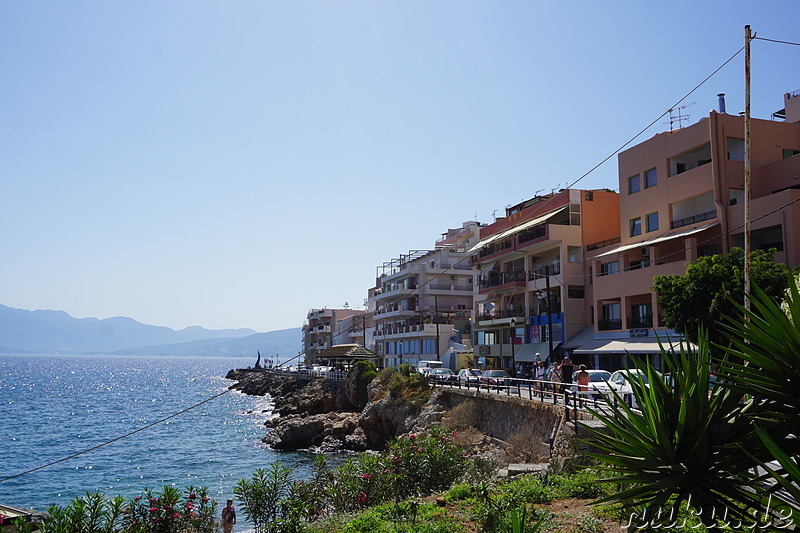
[357,491,367,503]
[361,473,371,480]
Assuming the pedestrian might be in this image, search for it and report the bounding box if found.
[221,499,236,533]
[548,360,562,393]
[560,357,575,404]
[535,360,548,391]
[576,364,590,406]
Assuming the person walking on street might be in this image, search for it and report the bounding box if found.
[222,499,236,533]
[560,357,575,405]
[576,364,590,406]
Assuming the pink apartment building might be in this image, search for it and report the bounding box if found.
[574,90,800,370]
[468,189,619,374]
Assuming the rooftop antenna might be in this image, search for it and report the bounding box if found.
[664,102,695,131]
[491,209,497,221]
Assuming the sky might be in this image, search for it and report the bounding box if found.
[1,1,798,333]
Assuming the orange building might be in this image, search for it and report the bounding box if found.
[575,90,800,370]
[468,189,620,374]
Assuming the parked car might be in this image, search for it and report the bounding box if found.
[417,360,444,373]
[480,369,511,387]
[428,368,458,383]
[607,369,663,407]
[570,369,612,398]
[457,368,482,384]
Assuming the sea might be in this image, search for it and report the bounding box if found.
[0,354,321,532]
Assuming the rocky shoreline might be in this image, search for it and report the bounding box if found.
[223,366,580,468]
[225,366,448,453]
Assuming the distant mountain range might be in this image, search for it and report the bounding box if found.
[0,304,302,358]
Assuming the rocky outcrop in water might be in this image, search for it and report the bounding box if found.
[225,367,432,452]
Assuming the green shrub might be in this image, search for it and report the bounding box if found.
[40,486,217,533]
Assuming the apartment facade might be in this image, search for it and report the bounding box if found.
[302,308,364,365]
[579,91,800,370]
[369,221,483,368]
[469,189,620,375]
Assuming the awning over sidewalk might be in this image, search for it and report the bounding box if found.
[564,327,691,354]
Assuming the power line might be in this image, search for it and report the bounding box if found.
[754,36,800,47]
[0,389,231,485]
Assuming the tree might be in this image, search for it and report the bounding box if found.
[652,247,793,349]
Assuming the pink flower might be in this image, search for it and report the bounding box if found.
[148,508,158,513]
[186,502,194,510]
[188,493,196,500]
[361,473,371,480]
[357,491,367,503]
[173,512,180,519]
[134,496,141,501]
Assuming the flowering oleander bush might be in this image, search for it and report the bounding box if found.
[124,486,217,533]
[39,486,216,533]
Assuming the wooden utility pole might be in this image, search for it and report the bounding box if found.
[744,25,752,313]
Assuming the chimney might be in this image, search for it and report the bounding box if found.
[718,93,727,114]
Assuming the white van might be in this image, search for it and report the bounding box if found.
[417,360,444,373]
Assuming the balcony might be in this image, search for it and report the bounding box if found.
[527,263,560,281]
[671,209,716,230]
[586,236,621,252]
[598,319,622,331]
[478,270,526,290]
[627,315,653,328]
[517,226,547,245]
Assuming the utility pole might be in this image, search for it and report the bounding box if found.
[744,24,752,314]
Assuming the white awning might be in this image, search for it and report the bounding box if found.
[591,222,719,259]
[468,206,569,254]
[564,327,693,354]
[571,337,690,354]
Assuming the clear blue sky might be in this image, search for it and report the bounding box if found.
[1,1,798,332]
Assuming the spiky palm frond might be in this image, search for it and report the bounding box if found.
[581,333,764,521]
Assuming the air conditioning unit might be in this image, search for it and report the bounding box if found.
[640,246,650,257]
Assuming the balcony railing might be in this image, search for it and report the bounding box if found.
[586,236,621,251]
[517,226,547,245]
[670,210,716,230]
[627,315,653,328]
[598,319,622,331]
[478,270,526,290]
[528,263,560,281]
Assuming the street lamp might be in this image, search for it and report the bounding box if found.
[510,318,518,376]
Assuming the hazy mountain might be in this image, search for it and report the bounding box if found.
[0,304,299,356]
[113,328,302,358]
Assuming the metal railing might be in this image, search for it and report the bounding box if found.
[670,210,716,230]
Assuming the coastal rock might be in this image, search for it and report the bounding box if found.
[226,369,356,415]
[263,411,363,451]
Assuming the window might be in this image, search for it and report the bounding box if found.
[628,174,640,194]
[600,261,619,276]
[783,148,800,159]
[630,259,650,270]
[422,339,436,354]
[600,303,621,330]
[630,303,653,328]
[630,217,642,237]
[646,212,659,232]
[644,168,657,188]
[568,285,585,299]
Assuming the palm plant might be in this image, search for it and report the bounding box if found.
[716,283,800,516]
[581,334,766,527]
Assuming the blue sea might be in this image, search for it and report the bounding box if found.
[0,354,318,532]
